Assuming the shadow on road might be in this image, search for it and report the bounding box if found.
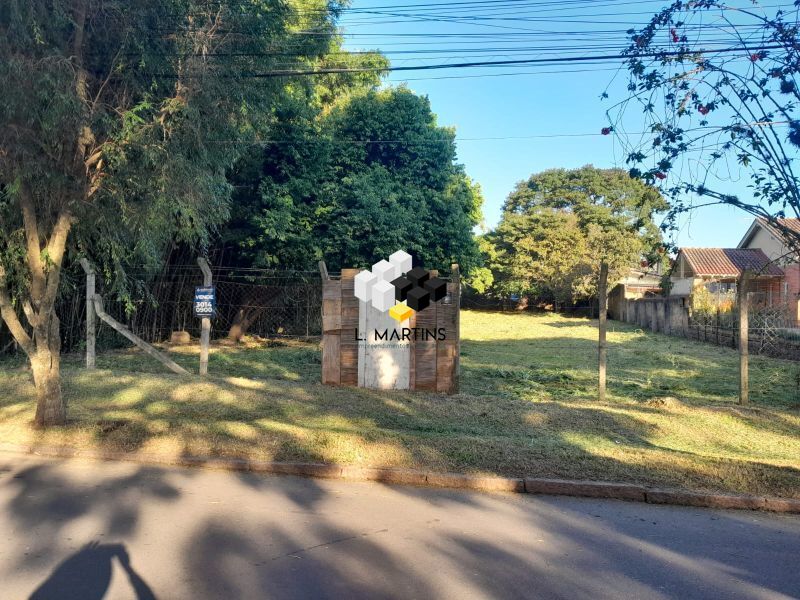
[29,541,155,600]
[0,457,799,599]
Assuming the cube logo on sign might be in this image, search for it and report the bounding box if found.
[353,251,448,322]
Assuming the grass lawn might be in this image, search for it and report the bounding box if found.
[1,310,799,498]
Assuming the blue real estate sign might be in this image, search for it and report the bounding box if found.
[194,286,216,318]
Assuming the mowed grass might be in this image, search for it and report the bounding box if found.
[1,310,799,498]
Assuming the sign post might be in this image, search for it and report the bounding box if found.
[196,258,215,376]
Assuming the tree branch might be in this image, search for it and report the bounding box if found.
[0,264,34,355]
[42,209,73,314]
[18,184,45,304]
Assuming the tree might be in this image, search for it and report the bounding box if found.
[609,0,800,247]
[489,210,589,308]
[223,86,483,339]
[223,86,483,340]
[485,166,667,307]
[0,1,334,425]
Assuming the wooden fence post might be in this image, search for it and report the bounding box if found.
[79,259,96,369]
[91,294,189,375]
[738,270,751,405]
[451,263,461,392]
[598,261,609,402]
[197,257,213,376]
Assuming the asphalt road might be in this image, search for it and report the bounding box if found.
[0,455,798,600]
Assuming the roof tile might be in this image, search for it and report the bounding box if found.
[680,248,783,277]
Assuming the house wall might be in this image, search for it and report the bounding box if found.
[608,284,652,319]
[748,277,785,306]
[670,277,696,296]
[742,224,800,321]
[784,263,800,298]
[744,225,789,263]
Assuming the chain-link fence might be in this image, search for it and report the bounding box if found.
[688,292,800,361]
[0,264,323,357]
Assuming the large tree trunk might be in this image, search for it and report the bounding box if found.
[0,3,85,427]
[31,349,65,426]
[31,309,65,426]
[0,197,72,428]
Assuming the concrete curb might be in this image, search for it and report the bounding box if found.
[1,443,798,514]
[525,478,647,501]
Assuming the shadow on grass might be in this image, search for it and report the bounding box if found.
[2,325,799,498]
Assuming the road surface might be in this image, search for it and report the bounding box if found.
[0,455,798,599]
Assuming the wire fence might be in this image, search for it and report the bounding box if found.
[463,286,800,362]
[0,263,324,357]
[4,266,800,363]
[688,298,800,360]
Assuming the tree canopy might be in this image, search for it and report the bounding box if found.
[0,0,368,425]
[484,166,668,305]
[225,86,483,275]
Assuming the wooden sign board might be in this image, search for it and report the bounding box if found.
[321,266,460,394]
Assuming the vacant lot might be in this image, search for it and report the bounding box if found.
[1,310,799,497]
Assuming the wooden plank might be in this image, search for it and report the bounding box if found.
[449,269,461,393]
[323,280,342,300]
[739,271,751,405]
[358,299,367,386]
[322,298,341,332]
[436,342,456,394]
[92,295,189,375]
[322,332,341,384]
[409,314,417,390]
[598,262,608,402]
[79,259,96,369]
[413,300,438,391]
[435,281,458,393]
[198,257,213,376]
[340,270,359,385]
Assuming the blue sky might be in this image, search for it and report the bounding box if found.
[338,0,780,249]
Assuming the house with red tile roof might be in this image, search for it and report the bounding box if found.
[670,247,785,306]
[738,217,800,299]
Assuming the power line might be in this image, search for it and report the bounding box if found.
[147,43,785,78]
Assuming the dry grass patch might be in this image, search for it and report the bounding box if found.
[1,311,799,497]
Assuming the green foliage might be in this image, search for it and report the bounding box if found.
[464,236,495,294]
[692,286,735,315]
[227,86,483,274]
[0,0,339,295]
[485,166,668,304]
[611,1,800,247]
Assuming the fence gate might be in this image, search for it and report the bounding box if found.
[321,266,460,393]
